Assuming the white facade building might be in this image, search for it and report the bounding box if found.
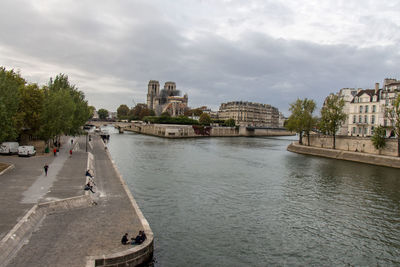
[338,79,400,137]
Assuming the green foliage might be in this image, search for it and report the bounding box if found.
[88,106,95,119]
[199,113,212,125]
[386,95,400,156]
[98,108,109,120]
[319,94,346,149]
[128,104,154,120]
[142,115,199,125]
[371,126,386,151]
[286,98,317,145]
[0,67,26,142]
[225,118,236,127]
[160,111,171,117]
[17,83,44,136]
[0,68,90,142]
[117,104,130,119]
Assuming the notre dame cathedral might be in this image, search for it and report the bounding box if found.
[146,80,188,116]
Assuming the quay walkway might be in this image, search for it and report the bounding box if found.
[0,136,153,267]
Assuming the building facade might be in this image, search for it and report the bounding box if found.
[337,78,400,137]
[218,101,280,127]
[146,80,188,116]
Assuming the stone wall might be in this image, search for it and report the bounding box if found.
[303,135,398,157]
[128,123,293,138]
[287,142,400,169]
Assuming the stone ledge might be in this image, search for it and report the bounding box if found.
[288,142,400,168]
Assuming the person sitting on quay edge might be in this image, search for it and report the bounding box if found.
[121,233,129,245]
[85,169,93,178]
[133,230,147,245]
[84,182,95,193]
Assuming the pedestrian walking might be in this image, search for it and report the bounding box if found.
[53,148,57,156]
[44,164,49,176]
[71,139,73,145]
[69,149,72,157]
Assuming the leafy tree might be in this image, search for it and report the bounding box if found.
[199,113,212,125]
[98,108,109,120]
[371,126,386,154]
[225,118,236,127]
[129,104,154,120]
[160,111,171,117]
[319,94,346,149]
[286,98,317,145]
[0,67,26,142]
[117,104,130,119]
[386,95,400,156]
[17,83,44,137]
[88,106,95,119]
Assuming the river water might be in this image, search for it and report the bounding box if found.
[106,129,400,266]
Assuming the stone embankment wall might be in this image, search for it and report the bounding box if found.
[126,123,293,138]
[303,135,399,157]
[288,142,400,169]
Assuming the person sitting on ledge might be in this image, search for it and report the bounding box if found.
[85,169,93,178]
[133,230,147,245]
[84,182,95,193]
[121,233,129,245]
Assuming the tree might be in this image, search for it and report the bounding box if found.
[17,83,44,137]
[371,126,386,154]
[0,67,26,142]
[160,111,171,117]
[319,94,346,149]
[386,95,400,156]
[225,118,236,127]
[286,98,317,145]
[88,106,95,119]
[199,113,212,125]
[117,104,129,119]
[98,108,109,120]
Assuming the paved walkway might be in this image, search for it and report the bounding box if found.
[1,136,143,267]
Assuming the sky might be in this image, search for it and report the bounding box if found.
[1,0,400,115]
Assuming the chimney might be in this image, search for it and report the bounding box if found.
[375,82,379,93]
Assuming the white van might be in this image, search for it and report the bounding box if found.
[18,146,36,157]
[0,142,19,154]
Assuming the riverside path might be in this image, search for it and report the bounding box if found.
[0,135,148,267]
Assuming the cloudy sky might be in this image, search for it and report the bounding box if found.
[1,0,400,115]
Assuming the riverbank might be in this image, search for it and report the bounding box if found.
[287,142,400,168]
[126,123,293,138]
[0,135,153,267]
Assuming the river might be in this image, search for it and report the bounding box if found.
[106,129,400,266]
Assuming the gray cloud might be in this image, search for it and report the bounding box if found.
[0,0,399,115]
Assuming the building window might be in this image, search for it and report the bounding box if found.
[358,127,362,134]
[353,115,356,123]
[352,127,356,134]
[364,115,368,123]
[371,115,375,124]
[372,105,376,112]
[364,127,367,135]
[365,105,369,113]
[359,106,363,113]
[359,115,362,123]
[371,126,375,134]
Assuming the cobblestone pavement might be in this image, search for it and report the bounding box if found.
[5,136,143,267]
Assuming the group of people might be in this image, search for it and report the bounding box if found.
[121,231,147,245]
[84,169,96,193]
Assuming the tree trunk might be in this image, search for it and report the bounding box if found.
[307,133,310,146]
[299,132,303,145]
[333,134,336,149]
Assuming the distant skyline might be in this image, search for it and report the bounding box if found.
[1,0,400,115]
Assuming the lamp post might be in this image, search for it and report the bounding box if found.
[86,132,88,152]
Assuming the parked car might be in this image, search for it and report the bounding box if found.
[18,146,36,157]
[0,142,19,154]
